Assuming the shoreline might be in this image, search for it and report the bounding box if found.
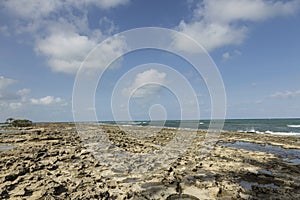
[0,123,299,199]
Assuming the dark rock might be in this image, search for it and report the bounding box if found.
[0,189,9,199]
[53,185,67,195]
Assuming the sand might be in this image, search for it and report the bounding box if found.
[0,123,299,199]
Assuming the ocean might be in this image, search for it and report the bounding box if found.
[101,118,300,136]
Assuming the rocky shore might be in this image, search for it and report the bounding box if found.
[0,123,299,199]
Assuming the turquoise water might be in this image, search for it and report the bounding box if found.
[100,118,300,135]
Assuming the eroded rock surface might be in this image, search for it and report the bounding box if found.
[0,123,299,199]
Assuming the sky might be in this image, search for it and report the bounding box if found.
[0,0,300,122]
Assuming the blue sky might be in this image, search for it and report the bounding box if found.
[0,0,300,122]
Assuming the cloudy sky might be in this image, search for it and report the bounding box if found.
[1,0,300,122]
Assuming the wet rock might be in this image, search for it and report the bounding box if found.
[166,194,200,200]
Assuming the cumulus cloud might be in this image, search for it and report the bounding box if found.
[2,0,60,20]
[17,88,31,97]
[0,76,17,90]
[0,76,31,101]
[175,20,246,52]
[1,0,129,75]
[35,31,97,74]
[34,17,126,75]
[0,76,67,120]
[99,17,118,35]
[123,69,167,98]
[35,30,126,74]
[30,96,63,105]
[2,0,130,20]
[174,0,300,52]
[16,88,31,102]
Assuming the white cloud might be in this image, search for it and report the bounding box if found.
[176,20,247,52]
[123,69,167,98]
[35,30,127,74]
[222,50,242,60]
[17,88,31,97]
[0,76,17,90]
[222,52,231,60]
[0,76,31,102]
[0,87,30,101]
[0,76,68,120]
[17,88,31,101]
[2,0,130,20]
[99,17,118,35]
[2,0,129,75]
[35,31,96,74]
[30,96,63,105]
[86,0,130,9]
[175,0,300,52]
[1,0,130,37]
[270,90,300,98]
[9,102,22,109]
[2,0,60,20]
[196,0,299,23]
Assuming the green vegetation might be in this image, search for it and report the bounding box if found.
[5,117,14,124]
[5,118,33,127]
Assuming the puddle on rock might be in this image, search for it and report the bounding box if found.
[141,182,163,189]
[121,177,140,183]
[239,181,279,190]
[219,141,300,163]
[166,194,200,200]
[258,169,273,176]
[0,145,14,151]
[283,158,300,164]
[0,130,18,134]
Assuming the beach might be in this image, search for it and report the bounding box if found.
[0,123,300,199]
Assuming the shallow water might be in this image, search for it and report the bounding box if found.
[0,145,14,151]
[166,194,200,200]
[258,169,273,176]
[219,141,300,164]
[284,158,300,164]
[0,130,18,134]
[239,181,279,190]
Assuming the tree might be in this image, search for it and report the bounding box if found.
[5,118,14,124]
[11,119,33,127]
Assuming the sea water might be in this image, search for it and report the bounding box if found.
[100,118,300,136]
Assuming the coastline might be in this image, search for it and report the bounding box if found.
[0,123,299,199]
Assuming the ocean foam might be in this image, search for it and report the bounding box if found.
[287,124,300,128]
[264,131,300,136]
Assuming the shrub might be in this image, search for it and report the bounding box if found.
[11,119,33,127]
